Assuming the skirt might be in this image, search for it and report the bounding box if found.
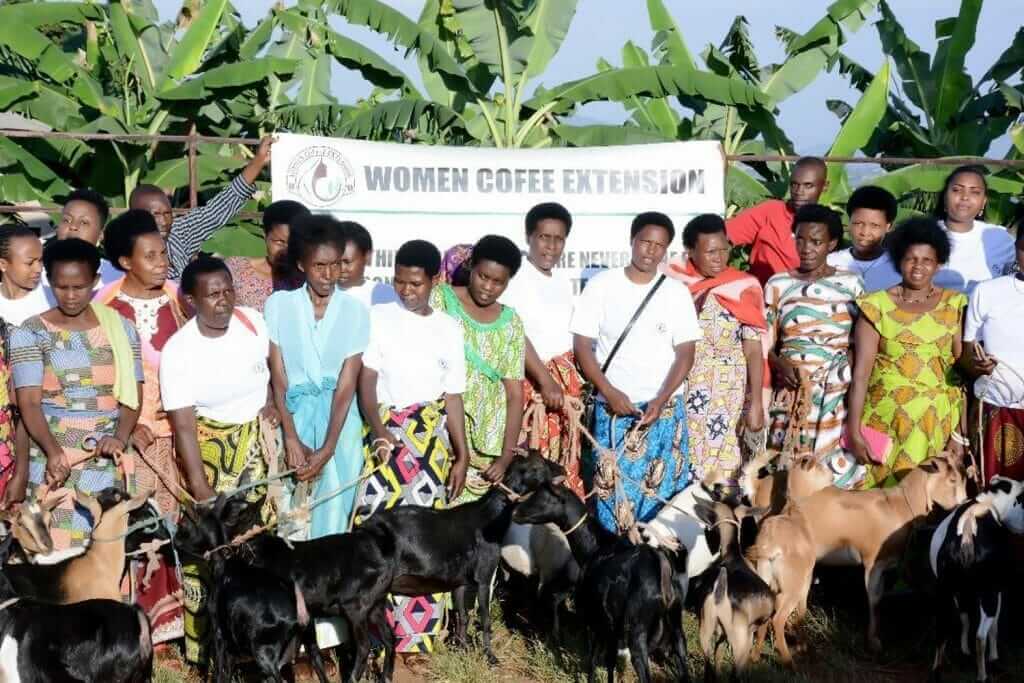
[184,415,272,666]
[590,396,690,535]
[980,402,1024,481]
[353,399,452,653]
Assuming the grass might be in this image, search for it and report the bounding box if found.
[153,567,1024,682]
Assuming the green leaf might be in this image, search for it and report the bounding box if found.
[516,0,578,79]
[339,98,469,140]
[930,0,981,128]
[108,3,165,96]
[239,9,276,61]
[646,0,696,73]
[325,26,417,93]
[157,57,299,100]
[980,26,1024,84]
[0,138,72,198]
[820,60,890,205]
[295,54,335,107]
[726,165,773,210]
[618,42,679,138]
[0,2,103,27]
[203,224,266,258]
[1012,123,1024,156]
[327,0,475,94]
[875,0,934,118]
[523,65,768,114]
[142,153,243,191]
[163,0,229,85]
[553,124,671,147]
[0,77,36,110]
[873,163,1024,198]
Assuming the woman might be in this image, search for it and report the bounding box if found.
[224,200,308,311]
[160,255,278,665]
[764,205,865,489]
[665,214,766,486]
[97,211,188,644]
[847,218,967,488]
[354,239,470,653]
[571,212,701,534]
[9,239,143,551]
[431,236,525,500]
[933,165,1015,294]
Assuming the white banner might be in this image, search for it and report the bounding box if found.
[271,134,725,292]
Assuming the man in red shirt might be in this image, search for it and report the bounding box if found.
[727,156,828,284]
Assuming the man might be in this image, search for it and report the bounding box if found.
[571,212,701,533]
[727,156,828,285]
[500,202,585,495]
[130,136,274,280]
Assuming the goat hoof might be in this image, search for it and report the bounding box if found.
[485,652,500,667]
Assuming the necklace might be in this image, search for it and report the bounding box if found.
[897,285,935,304]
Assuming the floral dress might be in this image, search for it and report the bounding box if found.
[430,284,525,499]
[225,256,302,313]
[686,296,761,485]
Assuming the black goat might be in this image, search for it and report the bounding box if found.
[359,451,561,665]
[928,475,1024,683]
[0,534,153,682]
[512,483,690,683]
[179,494,397,683]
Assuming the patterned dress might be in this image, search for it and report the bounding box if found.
[765,270,865,488]
[430,284,525,500]
[858,289,967,488]
[686,296,761,485]
[225,256,302,313]
[9,315,143,550]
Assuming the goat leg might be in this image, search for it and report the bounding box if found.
[698,601,719,683]
[603,643,618,683]
[477,573,499,666]
[628,622,654,683]
[300,622,331,683]
[862,561,886,653]
[368,600,396,683]
[669,606,691,683]
[585,629,600,683]
[450,586,469,647]
[344,613,373,683]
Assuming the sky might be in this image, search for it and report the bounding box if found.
[155,0,1022,155]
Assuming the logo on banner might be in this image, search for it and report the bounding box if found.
[285,146,356,207]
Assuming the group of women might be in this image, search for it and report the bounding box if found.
[0,160,1018,672]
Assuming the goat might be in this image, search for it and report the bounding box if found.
[1,491,66,562]
[927,475,1024,683]
[513,483,690,683]
[0,534,153,682]
[741,457,835,667]
[691,500,774,681]
[3,487,152,603]
[178,493,398,683]
[642,479,720,580]
[750,454,967,653]
[500,521,579,639]
[359,451,561,666]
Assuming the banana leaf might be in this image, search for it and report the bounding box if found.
[553,124,671,147]
[930,0,981,127]
[646,0,696,73]
[516,0,578,79]
[157,58,299,101]
[162,0,229,85]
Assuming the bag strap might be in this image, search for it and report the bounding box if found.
[601,274,667,375]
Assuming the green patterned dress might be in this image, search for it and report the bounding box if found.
[430,284,525,499]
[857,289,967,488]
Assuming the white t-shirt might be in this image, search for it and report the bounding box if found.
[935,220,1015,294]
[827,248,902,293]
[342,280,397,309]
[500,259,574,361]
[570,269,702,404]
[0,285,54,326]
[160,306,271,424]
[964,275,1024,409]
[363,302,466,408]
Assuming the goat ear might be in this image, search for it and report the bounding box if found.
[988,476,1014,496]
[693,500,716,527]
[74,492,102,525]
[41,489,68,512]
[124,490,154,514]
[919,461,940,474]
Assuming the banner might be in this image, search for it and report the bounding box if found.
[271,134,725,292]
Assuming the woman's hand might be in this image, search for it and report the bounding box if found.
[284,435,312,472]
[771,355,802,390]
[604,386,640,418]
[132,424,156,453]
[945,435,966,463]
[44,450,70,486]
[96,435,127,458]
[260,403,281,428]
[447,458,468,500]
[296,447,331,483]
[190,479,217,502]
[639,395,668,427]
[538,377,564,412]
[744,402,766,433]
[1,468,27,510]
[846,429,875,466]
[483,452,515,483]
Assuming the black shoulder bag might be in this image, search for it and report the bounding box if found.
[581,274,667,428]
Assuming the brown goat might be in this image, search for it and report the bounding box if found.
[0,491,64,559]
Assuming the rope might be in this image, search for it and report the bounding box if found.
[521,392,584,480]
[563,513,588,536]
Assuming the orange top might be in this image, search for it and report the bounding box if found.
[726,199,798,285]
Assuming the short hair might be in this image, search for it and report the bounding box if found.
[630,211,675,242]
[935,164,989,219]
[262,200,310,235]
[681,214,727,249]
[181,254,232,296]
[847,185,898,223]
[42,237,101,280]
[128,184,170,207]
[525,202,572,237]
[887,217,952,266]
[0,225,39,262]
[792,204,843,241]
[103,209,160,271]
[793,156,827,177]
[338,221,372,254]
[470,235,522,276]
[396,240,442,278]
[288,214,345,269]
[63,188,109,226]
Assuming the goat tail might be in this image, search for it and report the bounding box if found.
[713,566,728,605]
[294,583,310,628]
[136,606,153,664]
[658,552,674,609]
